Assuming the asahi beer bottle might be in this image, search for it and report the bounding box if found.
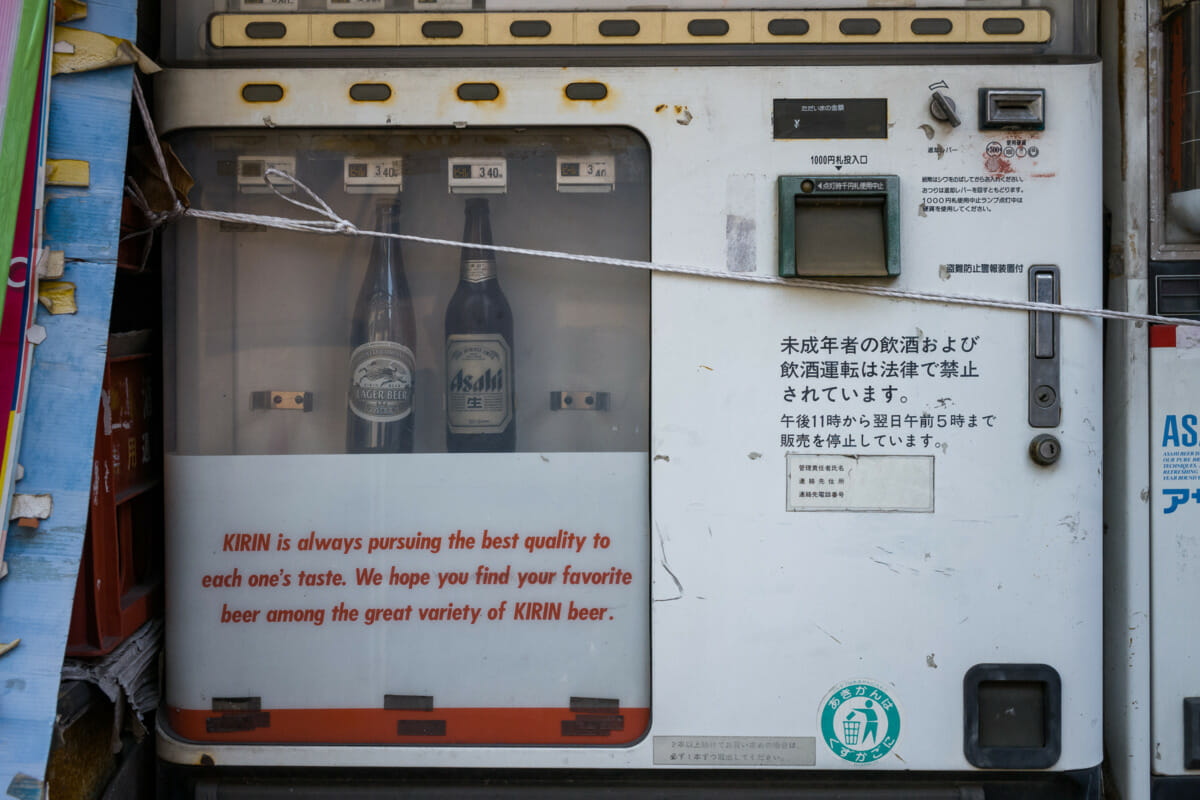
[346,200,416,453]
[444,198,515,452]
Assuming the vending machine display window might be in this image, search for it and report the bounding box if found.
[163,127,651,745]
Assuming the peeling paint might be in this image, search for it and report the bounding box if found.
[926,653,938,669]
[918,124,934,140]
[748,452,762,460]
[653,454,670,462]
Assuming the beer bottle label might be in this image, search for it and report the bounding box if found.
[461,258,496,284]
[445,333,513,434]
[349,341,415,422]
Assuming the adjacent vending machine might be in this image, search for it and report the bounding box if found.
[1137,2,1200,798]
[155,1,1103,796]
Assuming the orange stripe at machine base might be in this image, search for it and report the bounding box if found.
[169,706,651,746]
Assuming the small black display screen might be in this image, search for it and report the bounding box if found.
[773,98,888,139]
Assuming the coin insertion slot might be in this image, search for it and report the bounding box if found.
[839,17,882,36]
[979,88,1046,130]
[910,17,953,36]
[241,83,285,103]
[509,19,552,37]
[456,82,500,101]
[778,175,900,278]
[422,20,463,39]
[766,18,810,36]
[333,20,376,38]
[687,18,730,37]
[349,83,392,102]
[244,21,288,39]
[982,16,1026,35]
[598,19,640,37]
[564,82,607,101]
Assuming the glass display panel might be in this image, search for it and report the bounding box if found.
[162,127,651,746]
[165,128,650,457]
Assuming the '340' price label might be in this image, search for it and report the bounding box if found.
[448,157,507,194]
[344,156,403,194]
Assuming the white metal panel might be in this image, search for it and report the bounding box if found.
[157,62,1102,771]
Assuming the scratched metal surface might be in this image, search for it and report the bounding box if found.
[0,0,134,792]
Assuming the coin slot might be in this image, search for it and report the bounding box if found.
[982,17,1026,35]
[766,18,810,37]
[244,21,287,39]
[241,84,285,103]
[910,17,953,36]
[565,82,607,101]
[979,88,1045,130]
[422,20,464,39]
[333,20,376,39]
[509,19,552,38]
[838,18,882,36]
[598,19,640,37]
[456,83,500,101]
[349,83,392,102]
[687,19,730,37]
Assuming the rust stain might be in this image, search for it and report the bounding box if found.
[1030,172,1056,178]
[983,154,1014,175]
[655,103,667,112]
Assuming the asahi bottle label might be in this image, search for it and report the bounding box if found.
[446,333,512,433]
[349,341,415,422]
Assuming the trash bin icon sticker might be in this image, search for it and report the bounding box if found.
[820,680,902,764]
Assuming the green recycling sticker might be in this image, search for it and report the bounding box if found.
[820,679,901,764]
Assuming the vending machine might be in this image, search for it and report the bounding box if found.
[154,1,1103,796]
[1134,2,1200,798]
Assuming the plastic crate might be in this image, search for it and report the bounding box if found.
[66,347,162,656]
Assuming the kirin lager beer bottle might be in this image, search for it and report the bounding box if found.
[346,200,416,453]
[444,198,515,452]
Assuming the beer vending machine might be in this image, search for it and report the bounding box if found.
[155,1,1103,796]
[1137,2,1200,797]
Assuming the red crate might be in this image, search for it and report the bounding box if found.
[67,350,162,656]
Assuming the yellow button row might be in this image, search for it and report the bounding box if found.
[210,9,1052,48]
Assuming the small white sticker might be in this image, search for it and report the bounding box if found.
[238,0,299,11]
[344,156,403,194]
[786,454,933,512]
[448,158,507,194]
[326,0,385,9]
[556,155,616,193]
[236,156,296,194]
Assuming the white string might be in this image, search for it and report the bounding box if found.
[127,79,1199,328]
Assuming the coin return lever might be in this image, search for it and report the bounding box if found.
[777,175,900,278]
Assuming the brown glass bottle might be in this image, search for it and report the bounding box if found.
[444,198,515,452]
[346,201,416,453]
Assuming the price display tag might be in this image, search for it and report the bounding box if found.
[236,156,297,194]
[556,155,616,193]
[238,0,299,11]
[447,157,508,194]
[344,156,403,194]
[326,0,386,9]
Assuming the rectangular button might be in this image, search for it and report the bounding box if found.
[1033,271,1056,358]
